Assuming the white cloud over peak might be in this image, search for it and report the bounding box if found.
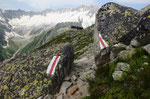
[17,0,98,10]
[114,0,150,4]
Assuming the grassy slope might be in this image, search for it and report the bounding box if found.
[38,25,94,59]
[16,31,48,55]
[85,48,150,99]
[0,39,19,61]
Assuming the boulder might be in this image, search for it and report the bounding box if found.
[112,62,130,81]
[0,43,74,98]
[95,48,111,66]
[144,44,150,55]
[115,62,130,72]
[95,43,126,66]
[110,43,126,61]
[94,2,140,55]
[112,71,123,81]
[120,9,150,46]
[59,81,72,94]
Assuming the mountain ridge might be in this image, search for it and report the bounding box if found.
[0,5,99,61]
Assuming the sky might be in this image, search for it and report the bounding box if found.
[0,0,150,11]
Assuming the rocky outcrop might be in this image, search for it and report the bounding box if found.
[94,3,150,67]
[94,2,140,55]
[119,9,150,46]
[0,43,74,98]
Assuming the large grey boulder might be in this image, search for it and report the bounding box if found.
[94,2,140,55]
[0,43,74,98]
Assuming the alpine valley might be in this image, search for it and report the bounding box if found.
[0,5,99,61]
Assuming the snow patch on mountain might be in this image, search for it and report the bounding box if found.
[0,16,5,21]
[8,6,99,37]
[9,10,95,28]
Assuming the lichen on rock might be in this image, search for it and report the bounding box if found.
[0,43,74,98]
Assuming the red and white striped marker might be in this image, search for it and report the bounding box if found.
[46,56,61,75]
[99,33,108,50]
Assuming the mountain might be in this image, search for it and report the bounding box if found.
[16,22,82,55]
[140,4,150,15]
[0,5,99,61]
[5,5,99,38]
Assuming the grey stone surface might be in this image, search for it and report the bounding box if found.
[60,81,72,94]
[144,44,150,55]
[112,71,123,81]
[112,62,130,81]
[116,62,130,72]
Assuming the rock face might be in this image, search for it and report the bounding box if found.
[0,43,74,98]
[144,44,150,55]
[94,3,150,67]
[119,9,150,46]
[94,2,140,54]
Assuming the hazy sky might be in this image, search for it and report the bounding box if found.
[0,0,149,11]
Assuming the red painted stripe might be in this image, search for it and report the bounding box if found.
[49,56,59,75]
[99,36,106,48]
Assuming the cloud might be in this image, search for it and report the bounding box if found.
[17,0,98,10]
[113,0,150,4]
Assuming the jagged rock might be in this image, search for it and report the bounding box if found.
[56,94,63,99]
[43,94,53,99]
[95,43,126,66]
[116,62,130,72]
[130,39,141,48]
[110,43,126,60]
[120,9,150,45]
[144,44,150,55]
[0,43,74,98]
[95,48,111,66]
[71,75,77,81]
[60,81,72,94]
[137,9,150,32]
[94,2,140,55]
[112,62,130,81]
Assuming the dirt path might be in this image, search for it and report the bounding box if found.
[43,54,96,99]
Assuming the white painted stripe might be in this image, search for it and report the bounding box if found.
[46,56,61,75]
[46,56,56,74]
[102,38,108,47]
